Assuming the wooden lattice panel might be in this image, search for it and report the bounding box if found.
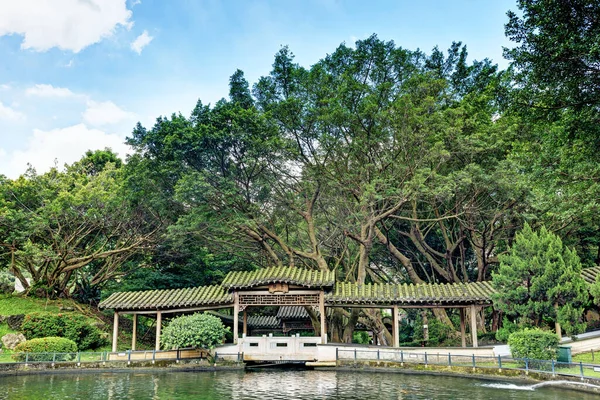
[239,294,320,306]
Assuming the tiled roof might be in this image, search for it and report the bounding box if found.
[326,281,496,306]
[99,285,233,311]
[277,306,317,319]
[207,312,280,329]
[222,266,335,289]
[248,315,280,329]
[581,267,600,285]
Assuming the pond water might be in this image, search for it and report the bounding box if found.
[0,369,597,399]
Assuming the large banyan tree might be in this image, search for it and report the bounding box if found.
[126,35,527,342]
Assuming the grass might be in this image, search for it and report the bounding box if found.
[573,350,600,364]
[0,323,16,337]
[0,294,84,316]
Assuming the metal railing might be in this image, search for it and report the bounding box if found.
[336,348,600,380]
[0,349,242,366]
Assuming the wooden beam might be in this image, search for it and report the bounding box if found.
[319,291,327,344]
[116,304,233,315]
[112,311,119,352]
[233,292,239,344]
[393,305,399,348]
[470,305,478,348]
[131,313,137,351]
[243,310,248,336]
[155,311,162,351]
[459,308,466,348]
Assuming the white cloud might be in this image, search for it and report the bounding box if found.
[0,0,132,53]
[0,124,131,178]
[26,84,77,98]
[83,100,135,126]
[130,30,153,54]
[0,102,25,120]
[0,84,10,90]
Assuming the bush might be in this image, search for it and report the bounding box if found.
[0,271,15,294]
[413,313,457,346]
[495,317,521,342]
[508,328,559,362]
[161,313,229,350]
[12,337,78,361]
[20,312,108,350]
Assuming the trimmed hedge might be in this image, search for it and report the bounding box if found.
[20,312,108,350]
[12,337,78,362]
[508,328,559,368]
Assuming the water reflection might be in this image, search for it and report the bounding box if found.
[0,369,596,399]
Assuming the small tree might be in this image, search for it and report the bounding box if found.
[161,313,229,350]
[492,224,587,336]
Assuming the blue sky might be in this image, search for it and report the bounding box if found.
[0,0,516,178]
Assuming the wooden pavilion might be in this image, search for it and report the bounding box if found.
[99,266,497,352]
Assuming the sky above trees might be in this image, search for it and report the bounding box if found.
[0,0,515,178]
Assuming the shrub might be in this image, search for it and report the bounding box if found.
[413,313,457,346]
[161,313,229,350]
[495,317,521,342]
[20,312,108,350]
[508,328,559,363]
[12,337,77,362]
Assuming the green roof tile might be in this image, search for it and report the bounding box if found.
[325,281,496,306]
[222,266,335,289]
[99,285,233,311]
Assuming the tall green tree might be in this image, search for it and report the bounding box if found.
[492,223,588,336]
[0,151,161,298]
[504,0,600,266]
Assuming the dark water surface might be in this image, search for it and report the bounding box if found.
[0,369,597,399]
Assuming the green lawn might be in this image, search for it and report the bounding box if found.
[573,350,600,364]
[0,294,83,315]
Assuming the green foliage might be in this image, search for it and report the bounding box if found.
[352,331,370,344]
[0,151,161,299]
[12,337,78,361]
[0,271,14,294]
[508,328,559,361]
[492,224,588,335]
[495,317,521,343]
[413,312,457,346]
[161,313,229,350]
[20,312,108,351]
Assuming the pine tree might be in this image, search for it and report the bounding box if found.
[492,223,587,336]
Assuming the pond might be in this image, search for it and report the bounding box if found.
[0,369,597,399]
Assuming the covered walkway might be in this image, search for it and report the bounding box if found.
[100,266,499,353]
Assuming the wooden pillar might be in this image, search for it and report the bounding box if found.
[243,310,248,336]
[393,305,399,348]
[155,311,162,351]
[319,291,327,344]
[131,313,137,351]
[233,292,239,344]
[459,308,466,348]
[470,305,478,348]
[112,311,119,352]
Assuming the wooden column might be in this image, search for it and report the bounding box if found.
[470,305,478,348]
[243,310,248,336]
[155,311,162,351]
[112,311,119,352]
[319,291,327,344]
[393,305,399,348]
[459,308,466,348]
[131,313,137,351]
[233,292,239,344]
